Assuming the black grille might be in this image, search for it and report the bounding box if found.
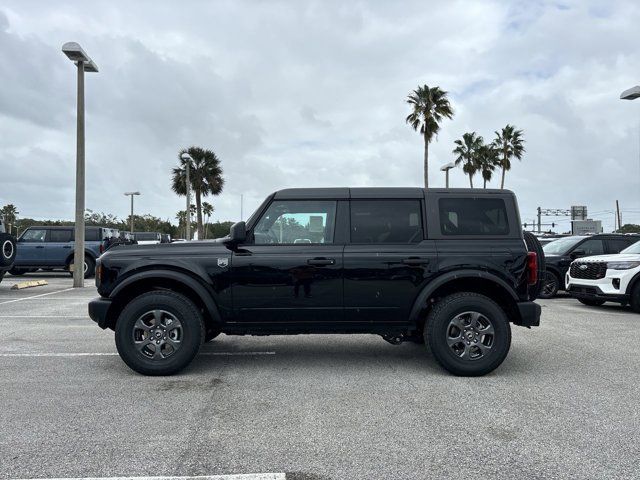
[570,262,607,280]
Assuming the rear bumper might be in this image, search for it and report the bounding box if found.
[88,297,112,329]
[567,285,629,304]
[517,301,541,327]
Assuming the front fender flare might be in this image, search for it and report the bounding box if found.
[109,268,222,324]
[408,269,519,324]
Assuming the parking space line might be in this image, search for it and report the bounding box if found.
[0,316,88,318]
[0,351,276,357]
[0,287,75,305]
[14,474,287,480]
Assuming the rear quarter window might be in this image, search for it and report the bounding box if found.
[439,198,509,236]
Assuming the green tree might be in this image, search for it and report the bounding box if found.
[1,204,19,233]
[494,124,525,189]
[202,201,214,239]
[172,147,224,239]
[406,85,454,187]
[477,143,500,188]
[616,224,640,234]
[453,132,483,188]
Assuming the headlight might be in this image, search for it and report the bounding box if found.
[607,261,640,270]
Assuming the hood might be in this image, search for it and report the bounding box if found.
[574,253,640,263]
[101,240,227,259]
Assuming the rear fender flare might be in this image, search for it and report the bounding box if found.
[409,270,519,324]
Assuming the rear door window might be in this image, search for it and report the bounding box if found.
[576,239,604,255]
[350,200,423,244]
[48,229,72,242]
[608,238,637,253]
[439,198,509,235]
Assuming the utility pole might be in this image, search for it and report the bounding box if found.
[616,200,622,230]
[537,207,542,233]
[180,153,193,240]
[124,192,140,234]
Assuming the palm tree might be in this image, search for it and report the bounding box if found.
[1,204,18,233]
[477,144,500,188]
[453,132,483,188]
[172,147,224,239]
[406,85,454,187]
[202,201,214,239]
[494,125,525,189]
[176,205,196,239]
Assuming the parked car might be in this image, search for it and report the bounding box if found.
[566,239,640,312]
[10,225,111,278]
[132,232,161,245]
[0,218,17,284]
[89,187,542,377]
[540,233,640,298]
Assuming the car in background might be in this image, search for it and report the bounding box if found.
[566,240,640,312]
[160,233,171,243]
[539,233,640,298]
[0,218,17,284]
[132,232,162,245]
[10,225,111,278]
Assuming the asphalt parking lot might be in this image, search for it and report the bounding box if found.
[1,272,639,480]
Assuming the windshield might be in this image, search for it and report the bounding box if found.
[542,236,585,255]
[621,240,640,254]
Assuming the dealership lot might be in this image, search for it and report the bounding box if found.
[1,273,639,480]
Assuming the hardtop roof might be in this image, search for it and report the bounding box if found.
[273,187,514,199]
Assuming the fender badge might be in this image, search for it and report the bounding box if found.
[217,258,229,268]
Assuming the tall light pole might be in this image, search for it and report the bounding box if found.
[62,42,98,288]
[124,192,141,233]
[180,153,193,240]
[440,162,455,188]
[621,85,640,231]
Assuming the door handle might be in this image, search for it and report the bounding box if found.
[63,245,72,249]
[307,258,335,266]
[35,245,45,249]
[402,257,429,266]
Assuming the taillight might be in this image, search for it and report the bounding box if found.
[99,244,104,254]
[527,252,537,285]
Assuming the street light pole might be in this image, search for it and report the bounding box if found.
[124,192,141,234]
[620,85,640,226]
[62,42,98,288]
[180,153,193,240]
[440,162,455,188]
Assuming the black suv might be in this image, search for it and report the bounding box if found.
[540,234,640,298]
[89,188,541,377]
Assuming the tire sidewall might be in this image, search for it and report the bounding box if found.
[0,234,16,268]
[115,292,203,375]
[68,255,96,278]
[426,294,511,376]
[539,271,559,298]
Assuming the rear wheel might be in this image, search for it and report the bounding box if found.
[115,291,205,375]
[424,292,511,376]
[578,298,606,307]
[68,256,95,278]
[539,271,560,299]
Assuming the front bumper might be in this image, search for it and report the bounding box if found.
[567,285,629,304]
[517,301,541,327]
[88,297,113,329]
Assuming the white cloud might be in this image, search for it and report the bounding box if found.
[0,0,639,231]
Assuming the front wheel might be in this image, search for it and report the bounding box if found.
[539,271,560,299]
[424,292,511,376]
[630,284,640,314]
[578,298,606,307]
[115,291,205,375]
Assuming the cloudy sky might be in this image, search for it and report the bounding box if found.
[1,0,639,232]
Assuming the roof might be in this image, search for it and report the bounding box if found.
[273,187,514,199]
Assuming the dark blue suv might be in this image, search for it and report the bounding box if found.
[11,226,113,278]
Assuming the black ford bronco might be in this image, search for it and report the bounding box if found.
[89,188,542,376]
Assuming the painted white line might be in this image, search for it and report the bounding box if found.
[0,351,276,357]
[0,287,74,305]
[0,316,88,318]
[15,474,287,480]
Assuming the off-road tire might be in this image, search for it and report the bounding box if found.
[539,271,560,299]
[0,233,17,268]
[68,256,96,278]
[523,231,545,300]
[424,292,511,376]
[115,291,205,375]
[578,298,606,307]
[630,283,640,313]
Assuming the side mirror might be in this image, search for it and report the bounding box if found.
[571,249,585,259]
[227,221,247,244]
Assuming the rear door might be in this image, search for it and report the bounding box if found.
[230,198,345,326]
[343,194,437,325]
[46,229,73,266]
[606,237,638,254]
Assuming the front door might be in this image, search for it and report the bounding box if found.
[15,228,48,266]
[231,199,344,326]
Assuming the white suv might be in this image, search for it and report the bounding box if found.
[566,240,640,312]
